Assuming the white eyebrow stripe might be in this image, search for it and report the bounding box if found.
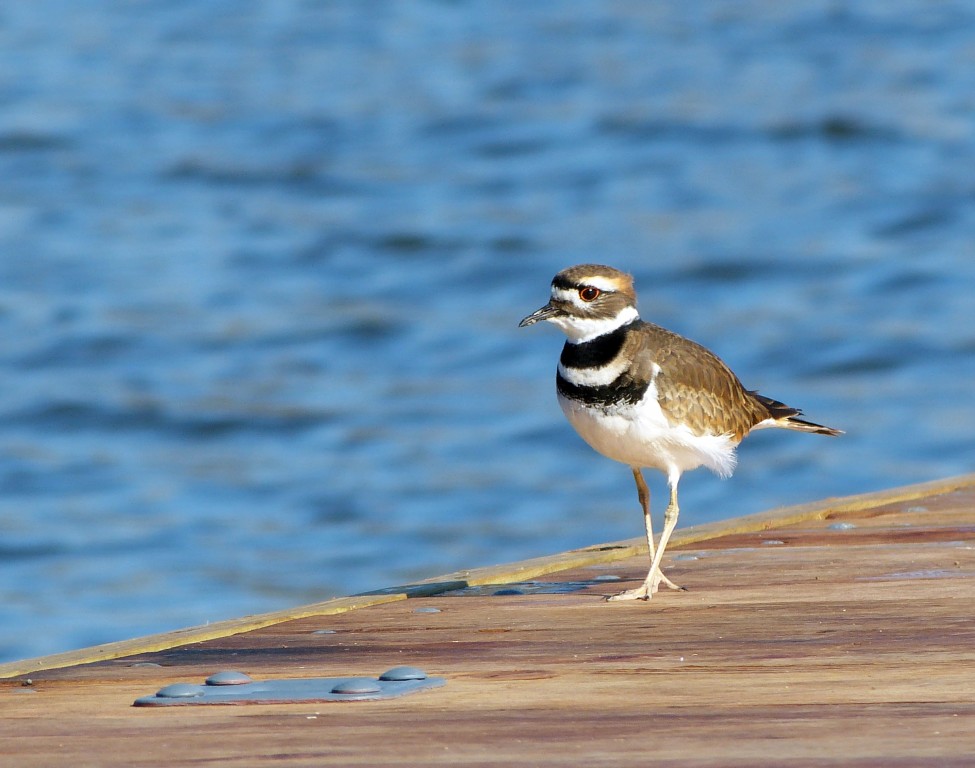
[550,276,623,298]
[580,276,625,292]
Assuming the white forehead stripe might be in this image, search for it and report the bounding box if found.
[551,287,577,302]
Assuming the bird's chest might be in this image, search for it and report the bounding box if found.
[557,383,674,468]
[556,376,738,478]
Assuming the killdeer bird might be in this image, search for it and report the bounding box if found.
[520,264,842,601]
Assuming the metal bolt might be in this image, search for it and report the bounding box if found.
[205,670,253,686]
[155,683,204,699]
[330,677,382,695]
[379,666,427,682]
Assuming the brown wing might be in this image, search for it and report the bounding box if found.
[629,322,770,441]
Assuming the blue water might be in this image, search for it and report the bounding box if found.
[1,1,974,663]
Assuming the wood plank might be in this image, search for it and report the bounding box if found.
[3,472,969,680]
[2,475,975,767]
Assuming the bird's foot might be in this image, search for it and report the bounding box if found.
[607,584,652,601]
[658,572,685,592]
[606,569,685,601]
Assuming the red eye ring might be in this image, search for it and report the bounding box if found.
[579,286,601,302]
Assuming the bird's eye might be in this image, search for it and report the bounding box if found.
[579,286,601,302]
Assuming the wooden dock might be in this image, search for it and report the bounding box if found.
[3,474,975,766]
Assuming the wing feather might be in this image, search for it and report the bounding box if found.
[629,322,769,441]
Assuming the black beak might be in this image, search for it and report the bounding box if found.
[519,302,563,327]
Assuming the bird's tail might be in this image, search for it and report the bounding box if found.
[752,393,844,436]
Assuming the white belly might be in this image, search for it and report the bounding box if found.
[558,386,738,482]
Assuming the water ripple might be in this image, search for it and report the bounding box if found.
[2,0,974,663]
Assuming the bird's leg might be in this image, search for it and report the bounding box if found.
[633,468,655,558]
[608,470,682,601]
[643,481,681,595]
[634,468,682,592]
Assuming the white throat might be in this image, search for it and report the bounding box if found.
[547,305,639,343]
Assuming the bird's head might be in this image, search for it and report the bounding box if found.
[519,264,639,343]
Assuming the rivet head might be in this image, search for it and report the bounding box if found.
[156,683,204,699]
[331,677,382,695]
[379,666,427,681]
[205,670,253,686]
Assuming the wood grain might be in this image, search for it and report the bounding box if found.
[2,474,975,766]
